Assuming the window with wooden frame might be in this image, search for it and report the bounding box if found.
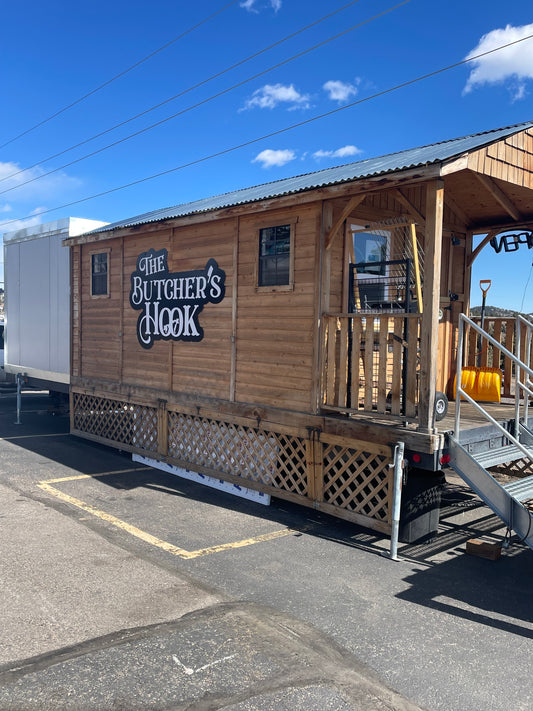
[257,222,295,291]
[90,250,110,297]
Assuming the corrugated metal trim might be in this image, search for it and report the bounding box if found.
[85,121,533,235]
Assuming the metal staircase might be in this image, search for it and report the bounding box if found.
[448,315,533,551]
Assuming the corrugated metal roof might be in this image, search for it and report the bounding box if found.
[87,121,533,235]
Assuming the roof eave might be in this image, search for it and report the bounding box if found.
[64,162,444,246]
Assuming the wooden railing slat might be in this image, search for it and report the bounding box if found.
[364,318,375,410]
[321,312,422,424]
[404,319,419,418]
[350,318,362,410]
[391,319,403,416]
[338,318,349,408]
[326,317,337,406]
[377,318,389,413]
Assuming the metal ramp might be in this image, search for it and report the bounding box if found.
[448,315,533,551]
[448,436,533,550]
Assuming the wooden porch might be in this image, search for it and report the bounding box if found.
[320,313,533,434]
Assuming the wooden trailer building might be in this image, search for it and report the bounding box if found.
[65,121,533,542]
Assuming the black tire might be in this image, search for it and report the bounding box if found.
[434,391,448,421]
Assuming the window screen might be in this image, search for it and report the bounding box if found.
[258,224,291,287]
[91,253,108,296]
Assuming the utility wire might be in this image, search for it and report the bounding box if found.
[0,0,241,150]
[0,0,411,198]
[0,0,368,187]
[3,31,533,228]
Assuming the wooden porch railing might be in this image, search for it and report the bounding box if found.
[467,317,532,398]
[321,313,421,422]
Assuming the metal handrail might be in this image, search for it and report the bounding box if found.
[455,314,533,443]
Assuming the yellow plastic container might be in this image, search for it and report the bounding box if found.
[453,366,502,403]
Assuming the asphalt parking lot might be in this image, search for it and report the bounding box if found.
[1,390,532,710]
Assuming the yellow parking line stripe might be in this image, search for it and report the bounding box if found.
[40,468,151,484]
[38,479,304,559]
[179,527,304,559]
[2,433,71,441]
[37,482,190,557]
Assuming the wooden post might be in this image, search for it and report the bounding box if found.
[314,203,333,412]
[157,399,168,457]
[418,179,444,432]
[322,203,333,313]
[119,237,125,384]
[230,217,239,402]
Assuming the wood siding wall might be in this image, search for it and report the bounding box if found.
[468,129,533,188]
[76,206,320,413]
[235,205,319,411]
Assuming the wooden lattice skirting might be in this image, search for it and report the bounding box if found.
[71,388,394,534]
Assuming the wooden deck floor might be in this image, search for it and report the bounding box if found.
[437,398,519,434]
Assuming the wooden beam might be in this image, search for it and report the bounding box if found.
[321,203,333,311]
[474,173,523,222]
[466,229,497,268]
[324,194,365,250]
[444,191,470,228]
[230,217,239,402]
[418,179,444,433]
[390,188,425,224]
[470,216,533,235]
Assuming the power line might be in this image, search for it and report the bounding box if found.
[3,32,533,229]
[0,0,411,198]
[0,0,368,187]
[0,0,241,151]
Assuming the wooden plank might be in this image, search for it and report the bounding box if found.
[474,173,522,221]
[390,319,403,416]
[230,217,239,402]
[504,319,514,398]
[418,180,444,430]
[390,188,426,224]
[493,319,502,370]
[119,237,125,384]
[405,319,419,418]
[364,317,375,410]
[377,318,389,413]
[322,202,333,312]
[311,210,324,414]
[326,316,337,406]
[350,318,362,410]
[157,399,168,457]
[338,317,349,408]
[324,194,366,250]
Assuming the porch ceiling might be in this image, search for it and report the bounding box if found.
[445,169,533,232]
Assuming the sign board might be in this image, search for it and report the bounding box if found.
[129,248,226,348]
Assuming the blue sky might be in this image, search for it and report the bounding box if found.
[1,0,533,310]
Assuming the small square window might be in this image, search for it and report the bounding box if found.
[91,252,109,296]
[258,224,291,287]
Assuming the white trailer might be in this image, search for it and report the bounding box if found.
[3,217,107,392]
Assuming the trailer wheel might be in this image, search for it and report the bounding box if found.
[434,391,448,421]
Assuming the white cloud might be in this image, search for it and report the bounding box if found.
[252,149,296,168]
[0,161,81,202]
[313,145,362,160]
[323,79,359,103]
[243,83,310,110]
[241,0,281,12]
[0,211,44,235]
[463,23,533,99]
